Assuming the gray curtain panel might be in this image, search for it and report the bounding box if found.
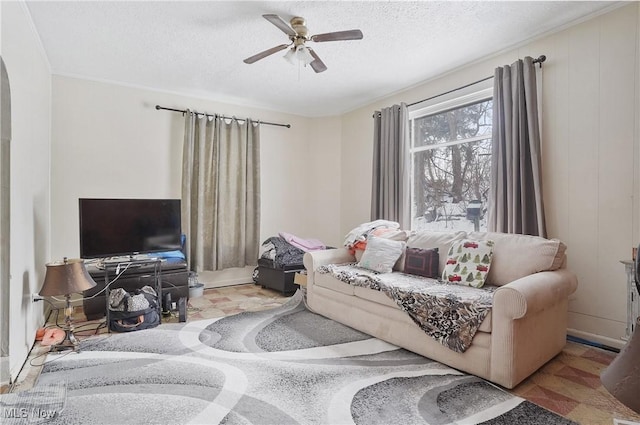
[488,57,547,237]
[371,103,410,228]
[182,112,260,272]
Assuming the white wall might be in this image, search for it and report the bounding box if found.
[50,76,341,261]
[1,1,51,380]
[340,3,640,347]
[306,116,343,247]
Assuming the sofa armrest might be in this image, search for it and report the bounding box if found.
[303,248,355,271]
[303,248,355,287]
[490,268,578,388]
[493,269,578,320]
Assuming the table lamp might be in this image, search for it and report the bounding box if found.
[39,257,97,351]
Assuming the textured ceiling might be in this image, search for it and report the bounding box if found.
[26,1,617,117]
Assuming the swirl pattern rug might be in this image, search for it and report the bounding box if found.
[37,292,576,424]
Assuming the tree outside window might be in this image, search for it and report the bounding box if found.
[410,97,492,232]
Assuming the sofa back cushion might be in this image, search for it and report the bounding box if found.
[467,231,566,286]
[403,231,467,274]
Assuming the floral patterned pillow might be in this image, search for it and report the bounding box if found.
[441,239,494,288]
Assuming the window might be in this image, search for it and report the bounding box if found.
[409,88,493,232]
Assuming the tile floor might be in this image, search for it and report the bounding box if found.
[6,283,640,425]
[512,341,640,424]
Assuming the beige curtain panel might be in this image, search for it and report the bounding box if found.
[488,57,547,237]
[371,103,410,228]
[182,112,260,272]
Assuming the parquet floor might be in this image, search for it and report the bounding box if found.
[8,283,640,424]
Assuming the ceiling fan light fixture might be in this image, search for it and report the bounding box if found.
[283,47,296,64]
[248,14,362,73]
[283,45,314,66]
[297,45,315,66]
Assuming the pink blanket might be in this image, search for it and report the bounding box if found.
[279,232,326,252]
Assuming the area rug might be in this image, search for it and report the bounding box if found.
[35,291,576,424]
[0,383,66,424]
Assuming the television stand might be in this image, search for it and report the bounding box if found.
[103,258,162,331]
[97,255,164,269]
[83,257,189,321]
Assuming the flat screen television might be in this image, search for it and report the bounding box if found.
[79,198,182,259]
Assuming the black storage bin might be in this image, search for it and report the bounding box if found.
[257,258,305,296]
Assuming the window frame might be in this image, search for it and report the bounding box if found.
[408,86,494,231]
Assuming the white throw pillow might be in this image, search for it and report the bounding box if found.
[358,237,405,274]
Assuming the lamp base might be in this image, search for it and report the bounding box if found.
[48,330,80,353]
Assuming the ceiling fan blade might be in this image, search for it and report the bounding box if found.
[308,48,327,73]
[311,29,363,43]
[262,14,296,37]
[243,44,290,64]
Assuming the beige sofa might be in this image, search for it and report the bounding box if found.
[303,230,578,389]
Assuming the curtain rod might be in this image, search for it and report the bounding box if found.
[373,55,546,117]
[155,105,291,128]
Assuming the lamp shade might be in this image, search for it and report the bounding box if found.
[296,46,315,65]
[283,47,296,64]
[601,318,640,414]
[39,258,97,296]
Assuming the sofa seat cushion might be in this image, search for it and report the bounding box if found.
[317,263,495,353]
[354,285,399,309]
[353,283,492,333]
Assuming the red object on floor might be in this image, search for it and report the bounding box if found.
[41,328,65,346]
[35,328,46,341]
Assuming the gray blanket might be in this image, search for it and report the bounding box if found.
[317,263,496,353]
[260,236,305,268]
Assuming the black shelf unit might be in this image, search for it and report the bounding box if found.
[105,258,162,329]
[83,258,189,321]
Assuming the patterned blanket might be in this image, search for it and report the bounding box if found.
[317,263,496,353]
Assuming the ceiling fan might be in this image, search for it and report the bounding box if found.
[243,14,363,73]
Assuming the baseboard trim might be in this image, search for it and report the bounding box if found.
[204,277,253,289]
[567,328,626,350]
[198,267,254,289]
